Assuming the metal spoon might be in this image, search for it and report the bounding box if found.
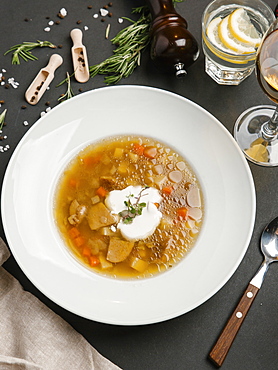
[209,216,278,367]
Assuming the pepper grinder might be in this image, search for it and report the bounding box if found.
[146,0,199,77]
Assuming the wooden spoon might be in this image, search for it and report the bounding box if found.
[70,28,90,83]
[25,54,63,105]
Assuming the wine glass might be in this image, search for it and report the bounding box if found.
[234,18,278,166]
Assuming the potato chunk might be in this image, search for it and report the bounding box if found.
[107,238,134,263]
[87,202,115,230]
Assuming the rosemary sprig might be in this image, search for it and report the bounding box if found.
[89,0,183,84]
[58,72,74,102]
[4,40,56,65]
[0,109,7,131]
[89,9,151,85]
[119,187,149,224]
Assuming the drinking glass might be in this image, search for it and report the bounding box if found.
[234,18,278,166]
[202,0,275,85]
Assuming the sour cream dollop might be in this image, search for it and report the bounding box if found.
[105,186,162,241]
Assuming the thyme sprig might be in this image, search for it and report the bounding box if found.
[0,109,7,131]
[89,9,151,85]
[119,187,149,224]
[4,41,56,65]
[58,72,74,102]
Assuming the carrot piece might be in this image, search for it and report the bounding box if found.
[96,186,107,197]
[133,143,145,156]
[83,154,101,166]
[82,246,91,257]
[68,227,80,239]
[89,255,100,267]
[69,178,78,188]
[177,207,188,220]
[153,203,160,208]
[162,186,173,195]
[143,146,157,159]
[74,236,86,248]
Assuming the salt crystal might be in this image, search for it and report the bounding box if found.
[118,18,123,24]
[93,13,99,18]
[40,111,46,117]
[1,82,5,86]
[23,121,29,126]
[2,69,6,73]
[45,107,51,113]
[60,8,67,17]
[100,8,109,17]
[44,27,51,32]
[48,20,54,26]
[84,26,88,31]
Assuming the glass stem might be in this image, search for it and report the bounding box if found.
[262,105,278,139]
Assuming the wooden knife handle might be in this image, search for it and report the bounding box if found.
[209,283,259,367]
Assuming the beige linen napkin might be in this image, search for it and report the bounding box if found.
[0,237,121,370]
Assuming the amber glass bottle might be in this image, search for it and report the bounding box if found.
[146,0,199,76]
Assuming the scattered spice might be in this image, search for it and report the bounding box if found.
[105,24,111,39]
[21,105,27,109]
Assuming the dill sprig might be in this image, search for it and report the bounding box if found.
[4,41,56,65]
[89,9,151,85]
[58,72,74,102]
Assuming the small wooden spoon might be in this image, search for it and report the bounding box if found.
[25,54,63,105]
[70,28,89,83]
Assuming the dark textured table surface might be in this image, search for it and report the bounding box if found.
[1,1,278,369]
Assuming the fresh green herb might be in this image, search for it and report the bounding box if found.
[119,187,149,224]
[89,0,183,84]
[4,41,56,65]
[58,72,74,102]
[89,8,151,85]
[0,109,7,131]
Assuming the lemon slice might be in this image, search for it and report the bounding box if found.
[206,17,233,53]
[228,8,261,48]
[219,15,256,54]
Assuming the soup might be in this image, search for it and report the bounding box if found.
[54,135,203,279]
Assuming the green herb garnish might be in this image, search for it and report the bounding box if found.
[58,72,74,102]
[119,187,149,224]
[4,41,56,65]
[0,109,7,131]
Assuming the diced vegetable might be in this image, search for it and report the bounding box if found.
[153,164,163,175]
[91,195,100,204]
[68,227,80,239]
[74,236,86,248]
[187,187,201,207]
[177,207,188,219]
[129,257,148,272]
[133,143,144,155]
[128,152,138,162]
[118,161,129,174]
[187,207,202,221]
[168,170,182,183]
[96,186,107,197]
[89,255,100,266]
[114,147,124,158]
[143,146,157,159]
[162,186,173,195]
